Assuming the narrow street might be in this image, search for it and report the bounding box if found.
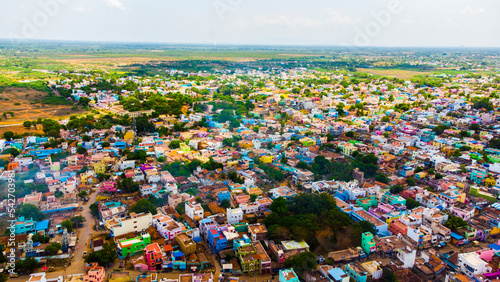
[9,188,100,282]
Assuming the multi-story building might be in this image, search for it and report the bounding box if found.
[12,216,36,235]
[207,228,227,253]
[117,232,151,258]
[457,252,492,277]
[279,269,300,282]
[227,208,243,225]
[152,214,183,241]
[83,263,106,282]
[248,224,268,241]
[344,263,368,282]
[144,243,163,271]
[175,232,196,255]
[185,199,204,221]
[105,212,153,237]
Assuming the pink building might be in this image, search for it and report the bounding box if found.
[144,243,163,271]
[101,181,118,193]
[83,263,105,282]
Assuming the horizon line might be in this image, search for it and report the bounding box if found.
[1,38,500,50]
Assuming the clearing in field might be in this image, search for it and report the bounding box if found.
[0,87,86,127]
[356,68,429,80]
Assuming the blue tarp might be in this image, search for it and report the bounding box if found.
[451,232,464,240]
[488,244,500,251]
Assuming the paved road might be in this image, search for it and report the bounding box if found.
[10,188,101,282]
[65,187,101,274]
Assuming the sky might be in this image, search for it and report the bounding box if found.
[1,0,500,47]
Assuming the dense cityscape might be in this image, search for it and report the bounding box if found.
[0,42,500,282]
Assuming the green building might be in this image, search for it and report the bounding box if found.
[361,232,376,255]
[117,232,151,258]
[356,196,378,211]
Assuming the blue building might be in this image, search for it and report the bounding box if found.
[217,190,231,203]
[207,228,227,253]
[13,216,36,235]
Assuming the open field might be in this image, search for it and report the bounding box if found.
[356,68,429,80]
[0,87,86,127]
[0,124,44,136]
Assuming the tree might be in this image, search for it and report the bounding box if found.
[0,273,7,282]
[345,131,355,138]
[169,140,182,149]
[390,185,404,194]
[250,194,258,202]
[381,116,390,122]
[269,197,289,217]
[283,252,317,278]
[470,123,481,132]
[78,190,88,199]
[89,202,99,217]
[85,243,117,266]
[32,233,50,243]
[118,177,139,193]
[382,268,399,282]
[326,133,334,142]
[17,204,45,221]
[296,161,309,170]
[61,219,73,232]
[222,138,232,147]
[15,257,38,274]
[3,147,20,157]
[44,242,62,255]
[82,135,91,142]
[3,131,14,141]
[175,202,186,215]
[23,121,32,129]
[129,199,157,215]
[220,199,230,209]
[77,146,87,154]
[406,198,421,210]
[445,215,468,232]
[374,173,389,184]
[405,177,416,186]
[70,215,86,228]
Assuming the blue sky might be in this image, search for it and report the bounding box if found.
[1,0,499,47]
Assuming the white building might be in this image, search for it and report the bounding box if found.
[105,212,153,237]
[120,160,136,170]
[28,273,63,282]
[397,246,417,268]
[239,202,259,214]
[227,208,244,224]
[457,252,492,277]
[152,213,184,241]
[185,199,204,220]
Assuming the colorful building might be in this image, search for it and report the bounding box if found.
[117,232,151,258]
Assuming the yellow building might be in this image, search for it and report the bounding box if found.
[175,233,196,255]
[93,162,106,175]
[124,131,135,140]
[179,143,191,152]
[239,140,254,149]
[247,187,263,196]
[485,177,497,187]
[469,143,484,151]
[260,155,273,164]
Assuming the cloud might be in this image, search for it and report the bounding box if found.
[253,9,357,29]
[73,6,91,12]
[461,6,485,15]
[104,0,125,10]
